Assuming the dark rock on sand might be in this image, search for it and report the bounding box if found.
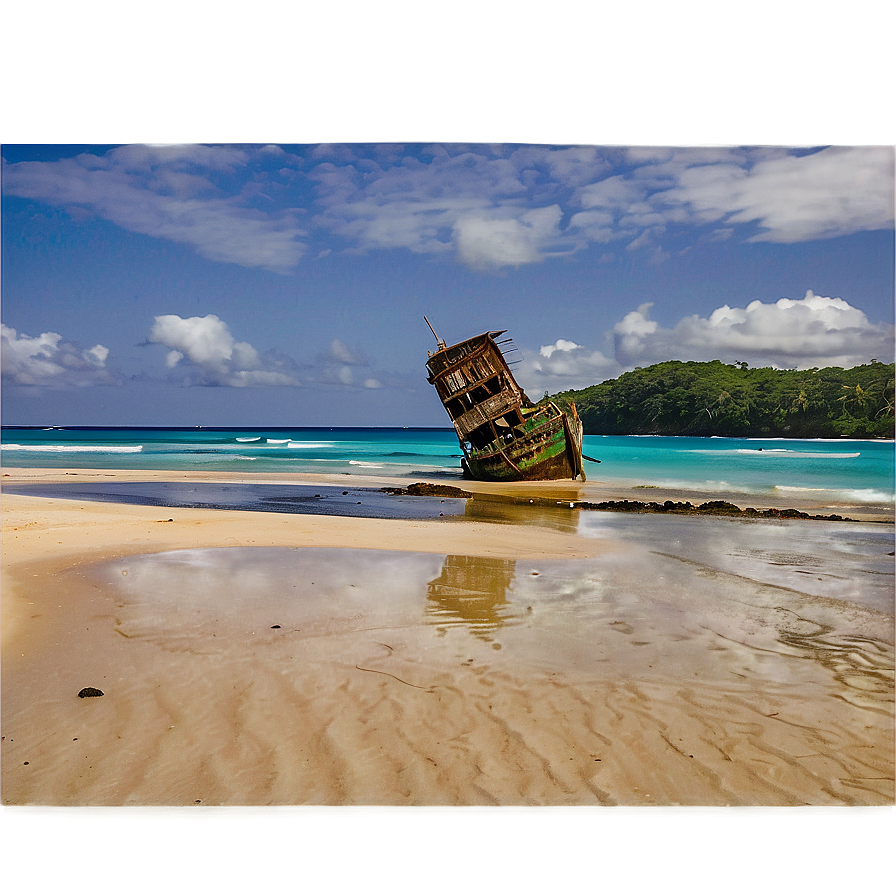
[78,687,104,698]
[382,483,472,498]
[381,482,851,522]
[577,498,848,521]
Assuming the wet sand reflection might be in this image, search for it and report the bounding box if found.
[463,495,580,531]
[426,555,519,641]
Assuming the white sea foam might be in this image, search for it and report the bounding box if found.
[236,437,262,442]
[774,485,850,494]
[348,460,384,468]
[725,448,795,457]
[287,441,336,449]
[731,449,861,458]
[266,438,291,444]
[1,444,143,453]
[745,437,892,444]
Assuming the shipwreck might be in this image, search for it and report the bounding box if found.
[425,318,588,482]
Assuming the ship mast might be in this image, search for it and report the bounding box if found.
[423,316,447,353]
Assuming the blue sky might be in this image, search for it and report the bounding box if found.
[2,143,893,426]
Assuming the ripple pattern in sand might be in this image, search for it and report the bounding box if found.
[3,520,892,806]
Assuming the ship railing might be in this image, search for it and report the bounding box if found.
[452,392,525,439]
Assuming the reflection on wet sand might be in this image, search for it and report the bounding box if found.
[463,495,580,532]
[426,555,519,640]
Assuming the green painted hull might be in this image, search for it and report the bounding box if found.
[464,411,584,482]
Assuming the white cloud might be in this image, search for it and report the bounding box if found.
[453,206,563,268]
[616,303,658,339]
[85,344,109,364]
[540,339,580,359]
[567,145,894,258]
[517,337,619,394]
[329,338,362,364]
[4,145,892,276]
[579,173,644,210]
[310,147,581,269]
[2,146,307,273]
[1,323,117,386]
[114,144,248,172]
[516,290,893,395]
[147,314,299,387]
[659,147,895,243]
[310,151,522,261]
[613,291,894,369]
[507,144,611,187]
[310,339,390,390]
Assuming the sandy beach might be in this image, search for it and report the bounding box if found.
[2,467,893,806]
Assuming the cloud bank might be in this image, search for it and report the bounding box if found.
[148,314,299,387]
[146,318,387,390]
[3,145,307,273]
[518,291,894,395]
[310,144,894,269]
[6,144,890,272]
[613,291,893,369]
[1,323,117,386]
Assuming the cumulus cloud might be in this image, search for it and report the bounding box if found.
[1,323,118,386]
[2,145,307,273]
[613,291,894,369]
[540,339,580,359]
[517,336,618,394]
[147,314,299,387]
[515,290,893,394]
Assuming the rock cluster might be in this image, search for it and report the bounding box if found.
[382,483,472,498]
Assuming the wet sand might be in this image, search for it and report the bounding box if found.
[2,467,893,806]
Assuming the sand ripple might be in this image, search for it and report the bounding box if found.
[3,524,892,806]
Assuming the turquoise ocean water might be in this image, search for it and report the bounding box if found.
[1,427,893,507]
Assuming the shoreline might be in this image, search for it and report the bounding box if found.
[2,467,893,806]
[3,465,893,522]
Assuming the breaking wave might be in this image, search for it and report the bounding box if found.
[732,449,861,459]
[774,485,855,495]
[287,441,336,449]
[1,444,144,453]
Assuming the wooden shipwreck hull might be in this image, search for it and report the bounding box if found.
[425,324,585,482]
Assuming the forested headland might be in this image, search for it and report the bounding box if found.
[550,360,895,439]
